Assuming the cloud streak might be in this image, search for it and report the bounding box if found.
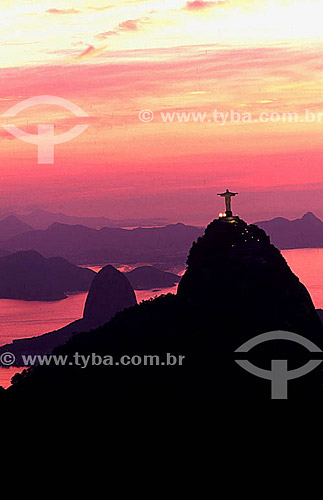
[97,16,151,40]
[119,19,142,31]
[75,45,108,61]
[46,8,81,15]
[184,1,228,10]
[97,31,120,40]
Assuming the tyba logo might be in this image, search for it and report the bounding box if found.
[1,95,89,164]
[235,331,322,399]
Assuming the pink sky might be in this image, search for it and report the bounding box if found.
[0,0,323,224]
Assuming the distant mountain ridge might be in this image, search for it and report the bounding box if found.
[1,222,203,265]
[2,211,323,264]
[255,212,323,249]
[4,209,168,230]
[0,215,33,239]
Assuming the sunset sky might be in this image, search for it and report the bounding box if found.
[0,0,323,224]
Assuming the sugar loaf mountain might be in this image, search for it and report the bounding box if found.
[0,265,137,364]
[2,192,323,407]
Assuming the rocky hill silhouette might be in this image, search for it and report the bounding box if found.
[3,217,323,407]
[83,265,137,328]
[0,250,95,301]
[0,265,137,365]
[178,218,321,334]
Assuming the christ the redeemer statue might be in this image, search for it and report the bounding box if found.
[217,189,238,217]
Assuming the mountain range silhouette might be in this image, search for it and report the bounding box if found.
[0,221,202,265]
[1,212,323,268]
[0,215,33,240]
[2,209,168,230]
[0,249,180,302]
[255,212,323,249]
[3,216,322,407]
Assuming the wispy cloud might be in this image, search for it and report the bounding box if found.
[97,16,151,40]
[185,1,228,10]
[75,44,108,61]
[118,19,142,32]
[46,8,81,15]
[86,6,114,11]
[97,31,120,40]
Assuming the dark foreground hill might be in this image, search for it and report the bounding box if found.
[0,250,95,300]
[1,222,203,265]
[3,217,323,407]
[0,265,137,364]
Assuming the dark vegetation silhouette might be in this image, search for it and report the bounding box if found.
[3,218,323,407]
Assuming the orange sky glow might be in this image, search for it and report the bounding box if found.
[0,0,323,223]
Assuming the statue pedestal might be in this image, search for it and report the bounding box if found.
[225,210,233,217]
[219,214,240,223]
